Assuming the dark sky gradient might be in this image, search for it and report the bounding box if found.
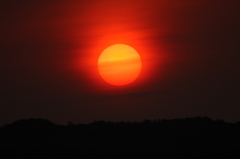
[1,0,239,125]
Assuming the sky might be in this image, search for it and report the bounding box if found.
[1,0,239,125]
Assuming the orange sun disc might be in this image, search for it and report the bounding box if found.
[98,44,142,86]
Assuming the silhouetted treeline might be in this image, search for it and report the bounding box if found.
[1,117,240,159]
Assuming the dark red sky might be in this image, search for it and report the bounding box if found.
[1,0,239,125]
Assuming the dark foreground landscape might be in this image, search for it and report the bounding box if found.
[1,117,240,159]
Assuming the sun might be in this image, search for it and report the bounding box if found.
[98,44,142,86]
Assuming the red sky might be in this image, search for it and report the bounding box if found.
[1,0,239,125]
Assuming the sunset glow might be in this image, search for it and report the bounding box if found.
[98,44,142,86]
[1,0,239,127]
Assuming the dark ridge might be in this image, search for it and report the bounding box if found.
[1,117,240,159]
[3,118,55,128]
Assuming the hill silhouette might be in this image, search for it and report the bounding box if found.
[1,117,240,158]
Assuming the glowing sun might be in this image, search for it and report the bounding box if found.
[98,44,142,86]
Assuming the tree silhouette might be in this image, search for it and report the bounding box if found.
[0,117,240,158]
